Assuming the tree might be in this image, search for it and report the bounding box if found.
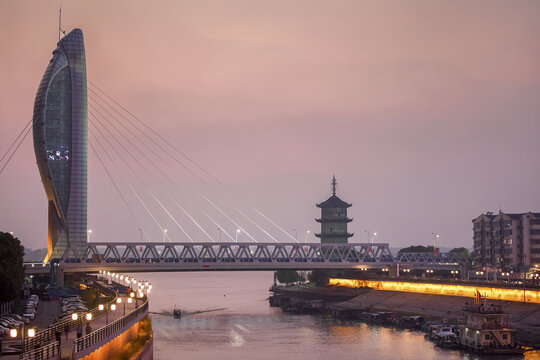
[398,245,434,255]
[0,232,25,301]
[449,247,470,258]
[275,270,303,285]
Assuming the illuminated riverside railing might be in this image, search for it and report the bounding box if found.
[72,296,149,359]
[19,341,60,360]
[22,281,118,352]
[328,279,540,304]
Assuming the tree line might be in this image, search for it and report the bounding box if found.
[0,232,25,301]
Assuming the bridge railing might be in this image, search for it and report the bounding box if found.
[394,252,468,265]
[59,242,396,264]
[72,297,148,359]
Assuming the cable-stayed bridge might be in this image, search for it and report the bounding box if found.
[0,29,468,287]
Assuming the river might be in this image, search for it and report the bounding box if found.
[132,271,539,360]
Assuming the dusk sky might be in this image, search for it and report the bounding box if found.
[1,1,539,252]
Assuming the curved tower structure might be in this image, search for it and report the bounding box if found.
[33,29,88,261]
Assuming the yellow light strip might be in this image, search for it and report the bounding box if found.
[328,278,540,304]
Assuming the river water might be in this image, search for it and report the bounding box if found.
[133,271,539,360]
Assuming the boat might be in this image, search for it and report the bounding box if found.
[432,326,460,349]
[396,315,424,329]
[458,302,525,354]
[173,307,182,318]
[281,299,325,314]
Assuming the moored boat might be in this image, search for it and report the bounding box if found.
[432,326,460,349]
[458,302,525,354]
[173,307,182,318]
[396,315,424,329]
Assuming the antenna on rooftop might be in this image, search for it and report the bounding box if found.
[58,7,66,41]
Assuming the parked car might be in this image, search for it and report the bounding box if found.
[6,314,29,324]
[1,317,23,327]
[22,312,35,320]
[0,325,11,335]
[0,320,17,329]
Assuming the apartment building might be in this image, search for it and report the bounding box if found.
[472,212,540,271]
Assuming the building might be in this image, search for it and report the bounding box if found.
[315,176,353,243]
[472,212,540,271]
[33,29,88,261]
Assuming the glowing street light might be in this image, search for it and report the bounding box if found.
[110,304,116,311]
[99,304,104,311]
[72,313,78,321]
[10,329,17,338]
[162,229,168,242]
[87,229,92,242]
[304,230,311,243]
[127,297,133,304]
[117,298,122,304]
[372,232,377,243]
[432,233,440,249]
[86,313,92,321]
[235,229,241,242]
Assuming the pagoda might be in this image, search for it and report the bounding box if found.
[315,176,353,243]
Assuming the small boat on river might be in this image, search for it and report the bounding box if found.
[173,307,182,318]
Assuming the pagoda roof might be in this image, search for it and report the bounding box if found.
[316,195,351,208]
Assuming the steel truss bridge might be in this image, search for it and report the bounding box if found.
[23,242,468,276]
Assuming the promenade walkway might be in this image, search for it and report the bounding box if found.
[59,296,137,360]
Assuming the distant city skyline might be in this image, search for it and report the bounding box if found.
[1,1,539,251]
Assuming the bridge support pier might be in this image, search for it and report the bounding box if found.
[389,264,398,277]
[460,264,467,280]
[55,267,65,288]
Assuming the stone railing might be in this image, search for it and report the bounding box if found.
[71,297,149,359]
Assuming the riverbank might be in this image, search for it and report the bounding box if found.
[273,286,540,347]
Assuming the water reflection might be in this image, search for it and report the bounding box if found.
[134,272,540,360]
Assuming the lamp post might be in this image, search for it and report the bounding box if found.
[292,228,297,242]
[372,232,377,243]
[162,229,168,242]
[10,325,35,353]
[218,228,222,242]
[304,230,310,243]
[431,233,440,250]
[364,230,370,243]
[235,229,241,242]
[87,229,92,242]
[138,228,143,242]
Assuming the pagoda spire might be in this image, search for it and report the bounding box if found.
[332,175,337,196]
